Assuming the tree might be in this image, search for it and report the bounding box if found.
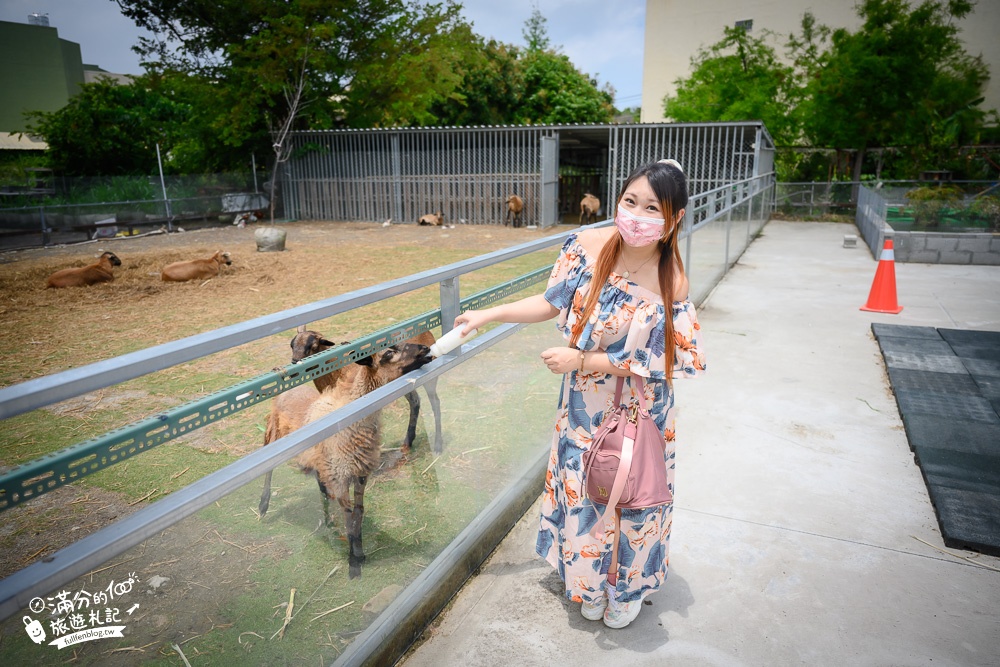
[663,26,800,145]
[512,8,612,124]
[433,7,614,126]
[24,78,189,176]
[115,0,485,147]
[515,51,614,124]
[790,0,991,180]
[522,6,552,52]
[430,39,526,127]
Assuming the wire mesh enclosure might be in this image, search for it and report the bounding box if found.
[283,122,775,228]
[285,126,556,226]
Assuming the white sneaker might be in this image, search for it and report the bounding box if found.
[581,595,608,621]
[603,596,642,629]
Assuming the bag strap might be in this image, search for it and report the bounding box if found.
[612,374,649,410]
[612,375,625,405]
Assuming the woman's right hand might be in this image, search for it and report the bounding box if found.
[454,309,493,335]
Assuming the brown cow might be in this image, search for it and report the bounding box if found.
[161,250,232,282]
[504,194,524,227]
[45,251,122,288]
[579,194,600,225]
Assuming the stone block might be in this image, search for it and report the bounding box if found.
[957,235,990,252]
[972,252,1000,266]
[939,251,973,264]
[906,250,940,263]
[925,234,959,252]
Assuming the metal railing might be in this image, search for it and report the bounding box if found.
[0,170,774,662]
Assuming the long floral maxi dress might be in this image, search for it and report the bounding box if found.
[535,234,706,608]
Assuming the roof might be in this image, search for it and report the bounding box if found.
[0,132,47,151]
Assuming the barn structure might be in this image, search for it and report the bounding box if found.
[282,121,775,228]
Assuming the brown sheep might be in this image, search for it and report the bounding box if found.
[258,329,443,521]
[45,251,122,288]
[504,194,524,227]
[580,193,600,225]
[280,342,432,578]
[418,212,443,226]
[161,250,232,282]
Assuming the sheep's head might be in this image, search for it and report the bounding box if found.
[358,343,432,378]
[289,330,339,363]
[101,251,122,267]
[218,251,232,266]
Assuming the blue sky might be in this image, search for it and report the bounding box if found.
[0,0,646,109]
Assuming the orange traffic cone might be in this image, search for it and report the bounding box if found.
[860,239,903,314]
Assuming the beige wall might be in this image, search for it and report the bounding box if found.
[642,0,1000,125]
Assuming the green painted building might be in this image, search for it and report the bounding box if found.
[0,20,84,133]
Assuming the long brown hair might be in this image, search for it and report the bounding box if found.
[570,161,689,382]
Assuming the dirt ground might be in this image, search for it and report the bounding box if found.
[0,219,558,665]
[0,220,551,378]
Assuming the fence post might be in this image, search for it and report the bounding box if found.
[39,206,50,246]
[723,189,732,273]
[156,143,173,232]
[439,277,461,340]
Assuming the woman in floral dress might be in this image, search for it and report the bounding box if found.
[455,159,705,628]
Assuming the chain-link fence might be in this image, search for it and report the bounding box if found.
[0,173,268,250]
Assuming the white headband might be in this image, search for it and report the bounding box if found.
[658,158,684,173]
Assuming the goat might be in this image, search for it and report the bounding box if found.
[161,250,232,282]
[286,342,432,578]
[258,329,443,520]
[45,251,122,288]
[579,193,600,225]
[504,195,524,227]
[418,212,443,226]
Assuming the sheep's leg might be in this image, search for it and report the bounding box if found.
[346,475,368,579]
[424,378,444,455]
[402,390,421,456]
[258,471,273,517]
[316,473,335,527]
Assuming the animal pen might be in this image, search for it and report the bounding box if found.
[0,122,775,666]
[283,121,774,227]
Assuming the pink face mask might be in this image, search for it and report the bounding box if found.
[615,207,665,247]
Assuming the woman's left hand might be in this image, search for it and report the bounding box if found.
[540,347,580,374]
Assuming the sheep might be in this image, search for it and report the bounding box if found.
[161,250,232,282]
[278,328,442,454]
[258,329,443,521]
[418,211,443,226]
[45,251,122,288]
[504,194,524,227]
[579,193,600,225]
[282,342,433,578]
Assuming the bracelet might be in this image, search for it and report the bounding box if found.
[578,349,586,374]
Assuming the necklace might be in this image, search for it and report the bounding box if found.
[620,251,656,279]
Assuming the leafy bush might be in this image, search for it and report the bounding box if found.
[969,195,1000,230]
[904,185,964,228]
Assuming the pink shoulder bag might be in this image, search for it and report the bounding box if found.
[582,374,673,538]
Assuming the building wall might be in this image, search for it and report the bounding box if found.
[0,21,84,133]
[642,0,1000,124]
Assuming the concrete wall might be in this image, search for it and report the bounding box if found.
[642,0,1000,124]
[893,231,1000,266]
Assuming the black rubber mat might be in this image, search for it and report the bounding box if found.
[872,323,1000,556]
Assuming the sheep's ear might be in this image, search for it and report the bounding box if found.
[317,337,336,348]
[355,354,375,367]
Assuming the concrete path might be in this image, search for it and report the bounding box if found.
[400,221,1000,667]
